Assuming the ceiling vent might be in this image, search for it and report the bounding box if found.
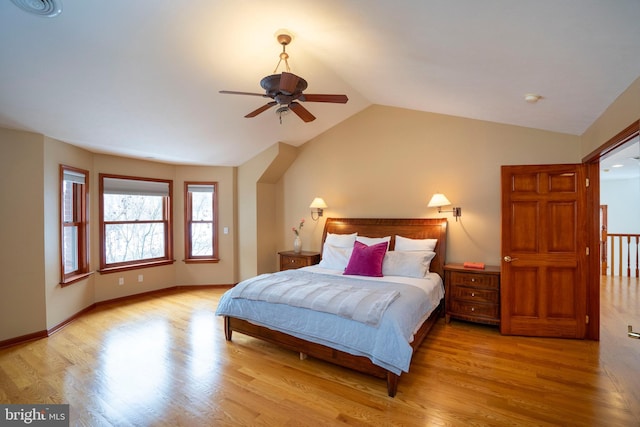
[10,0,62,17]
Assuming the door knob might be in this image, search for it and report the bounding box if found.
[503,256,519,262]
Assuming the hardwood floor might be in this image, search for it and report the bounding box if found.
[1,277,638,426]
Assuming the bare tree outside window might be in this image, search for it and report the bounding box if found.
[103,194,165,263]
[99,175,173,271]
[185,182,218,262]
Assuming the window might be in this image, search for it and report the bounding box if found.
[60,165,91,285]
[99,174,173,272]
[184,182,218,262]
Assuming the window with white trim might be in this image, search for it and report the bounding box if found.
[99,174,173,272]
[184,182,218,262]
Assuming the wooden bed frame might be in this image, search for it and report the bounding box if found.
[224,217,448,397]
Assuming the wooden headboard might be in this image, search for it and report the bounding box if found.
[322,218,448,279]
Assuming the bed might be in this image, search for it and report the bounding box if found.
[216,217,448,396]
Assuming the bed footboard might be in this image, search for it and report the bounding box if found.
[222,299,443,397]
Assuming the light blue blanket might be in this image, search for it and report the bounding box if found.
[216,268,444,374]
[230,271,399,327]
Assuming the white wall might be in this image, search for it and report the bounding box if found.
[602,178,640,234]
[601,177,640,276]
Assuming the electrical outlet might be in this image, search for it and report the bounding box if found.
[118,277,124,285]
[138,274,143,283]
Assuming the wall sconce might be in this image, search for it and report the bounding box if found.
[309,197,328,221]
[428,193,462,222]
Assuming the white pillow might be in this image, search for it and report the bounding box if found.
[395,235,437,252]
[382,251,436,278]
[318,244,354,271]
[356,235,391,248]
[325,232,357,248]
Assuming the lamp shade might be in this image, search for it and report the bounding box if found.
[427,193,451,208]
[309,197,328,209]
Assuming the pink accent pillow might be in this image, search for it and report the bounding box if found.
[344,241,388,277]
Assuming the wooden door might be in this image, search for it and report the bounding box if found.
[600,205,607,274]
[501,164,588,338]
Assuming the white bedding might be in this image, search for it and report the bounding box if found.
[215,265,444,374]
[230,270,401,326]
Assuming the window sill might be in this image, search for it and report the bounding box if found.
[183,258,220,264]
[98,259,175,274]
[60,271,95,287]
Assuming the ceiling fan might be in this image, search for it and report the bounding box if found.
[219,33,348,123]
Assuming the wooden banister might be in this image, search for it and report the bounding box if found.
[603,233,640,277]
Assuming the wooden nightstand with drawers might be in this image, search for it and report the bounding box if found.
[278,251,321,271]
[444,263,501,326]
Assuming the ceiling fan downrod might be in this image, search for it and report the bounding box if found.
[273,34,292,73]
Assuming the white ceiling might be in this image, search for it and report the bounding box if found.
[1,1,640,166]
[600,137,640,181]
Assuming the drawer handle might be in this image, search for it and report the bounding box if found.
[290,259,295,263]
[471,278,476,282]
[471,292,475,297]
[471,307,475,312]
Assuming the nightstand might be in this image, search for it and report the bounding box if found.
[278,251,321,271]
[444,263,501,326]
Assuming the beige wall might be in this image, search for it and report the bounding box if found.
[237,142,298,281]
[0,129,47,341]
[43,137,95,330]
[91,155,237,302]
[237,146,272,281]
[91,155,179,302]
[174,165,236,287]
[581,76,640,157]
[1,133,238,341]
[276,105,581,265]
[4,71,639,341]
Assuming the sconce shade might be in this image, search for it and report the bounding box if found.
[428,192,461,221]
[310,197,327,221]
[309,197,328,209]
[428,193,451,208]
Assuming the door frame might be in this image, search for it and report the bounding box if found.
[583,120,640,340]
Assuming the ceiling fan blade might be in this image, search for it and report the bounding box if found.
[220,90,269,97]
[289,102,316,122]
[245,101,277,118]
[279,72,300,95]
[299,94,348,104]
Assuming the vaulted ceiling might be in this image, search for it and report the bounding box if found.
[1,1,639,166]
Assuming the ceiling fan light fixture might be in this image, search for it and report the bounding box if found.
[276,105,290,124]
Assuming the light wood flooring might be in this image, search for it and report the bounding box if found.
[0,276,638,426]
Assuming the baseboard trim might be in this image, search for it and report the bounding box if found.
[0,284,233,349]
[47,303,98,336]
[0,330,48,350]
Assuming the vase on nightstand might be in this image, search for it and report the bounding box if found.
[293,236,302,253]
